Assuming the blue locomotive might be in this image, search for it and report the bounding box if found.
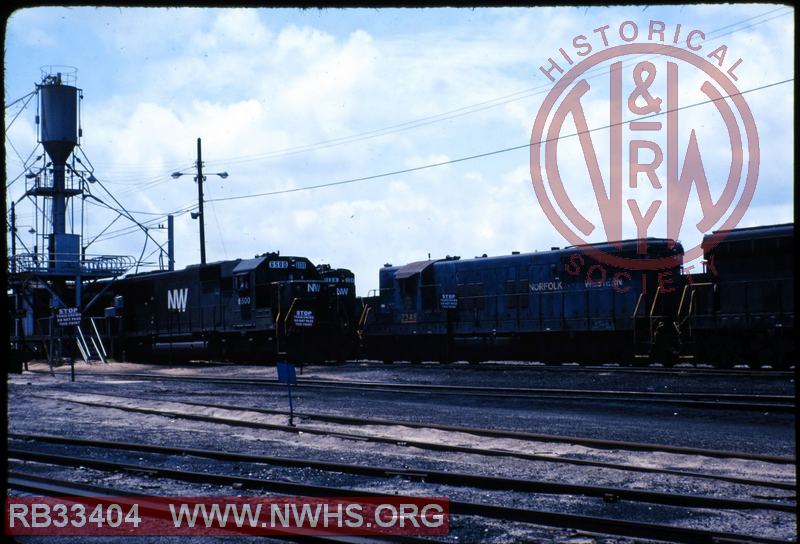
[361,238,684,363]
[360,224,794,366]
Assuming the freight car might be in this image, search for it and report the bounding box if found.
[361,238,685,363]
[684,223,794,366]
[101,252,355,363]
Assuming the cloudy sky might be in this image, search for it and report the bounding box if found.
[5,6,794,293]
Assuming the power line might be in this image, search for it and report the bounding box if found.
[201,7,791,168]
[4,144,42,190]
[4,89,37,110]
[205,77,792,204]
[4,91,37,134]
[208,201,228,259]
[10,7,787,237]
[90,201,198,243]
[85,198,189,217]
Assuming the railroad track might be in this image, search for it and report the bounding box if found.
[48,391,794,463]
[35,394,796,490]
[320,360,795,377]
[8,447,794,544]
[6,471,421,544]
[9,434,796,513]
[23,359,795,378]
[30,370,796,412]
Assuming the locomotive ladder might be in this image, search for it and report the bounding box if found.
[357,304,371,340]
[675,282,713,360]
[275,297,300,357]
[631,292,651,359]
[633,283,712,361]
[632,286,672,360]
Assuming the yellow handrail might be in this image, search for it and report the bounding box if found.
[649,286,662,317]
[678,282,712,325]
[357,305,371,340]
[631,292,644,319]
[283,298,299,336]
[358,304,371,330]
[677,285,689,318]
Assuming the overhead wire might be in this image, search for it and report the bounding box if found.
[7,7,790,260]
[202,7,792,168]
[4,91,37,134]
[205,77,792,204]
[4,89,37,110]
[208,201,228,259]
[5,145,43,189]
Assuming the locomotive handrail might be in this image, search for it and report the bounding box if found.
[283,298,300,336]
[677,285,689,319]
[649,286,661,318]
[677,282,713,323]
[357,304,371,334]
[631,293,644,318]
[683,290,696,328]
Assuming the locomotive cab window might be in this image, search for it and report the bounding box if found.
[420,267,437,310]
[399,277,418,311]
[236,274,250,291]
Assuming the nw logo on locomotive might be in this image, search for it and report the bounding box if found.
[167,288,188,312]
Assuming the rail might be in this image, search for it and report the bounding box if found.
[9,435,795,513]
[23,393,797,472]
[36,372,796,414]
[9,453,792,544]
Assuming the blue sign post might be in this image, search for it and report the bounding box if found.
[276,361,297,426]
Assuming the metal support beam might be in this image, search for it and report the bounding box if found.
[167,214,174,271]
[196,138,206,265]
[10,202,16,273]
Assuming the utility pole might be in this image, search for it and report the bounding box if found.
[172,139,227,267]
[196,137,206,265]
[167,214,175,271]
[10,202,16,273]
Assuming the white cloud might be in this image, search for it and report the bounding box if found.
[4,6,793,294]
